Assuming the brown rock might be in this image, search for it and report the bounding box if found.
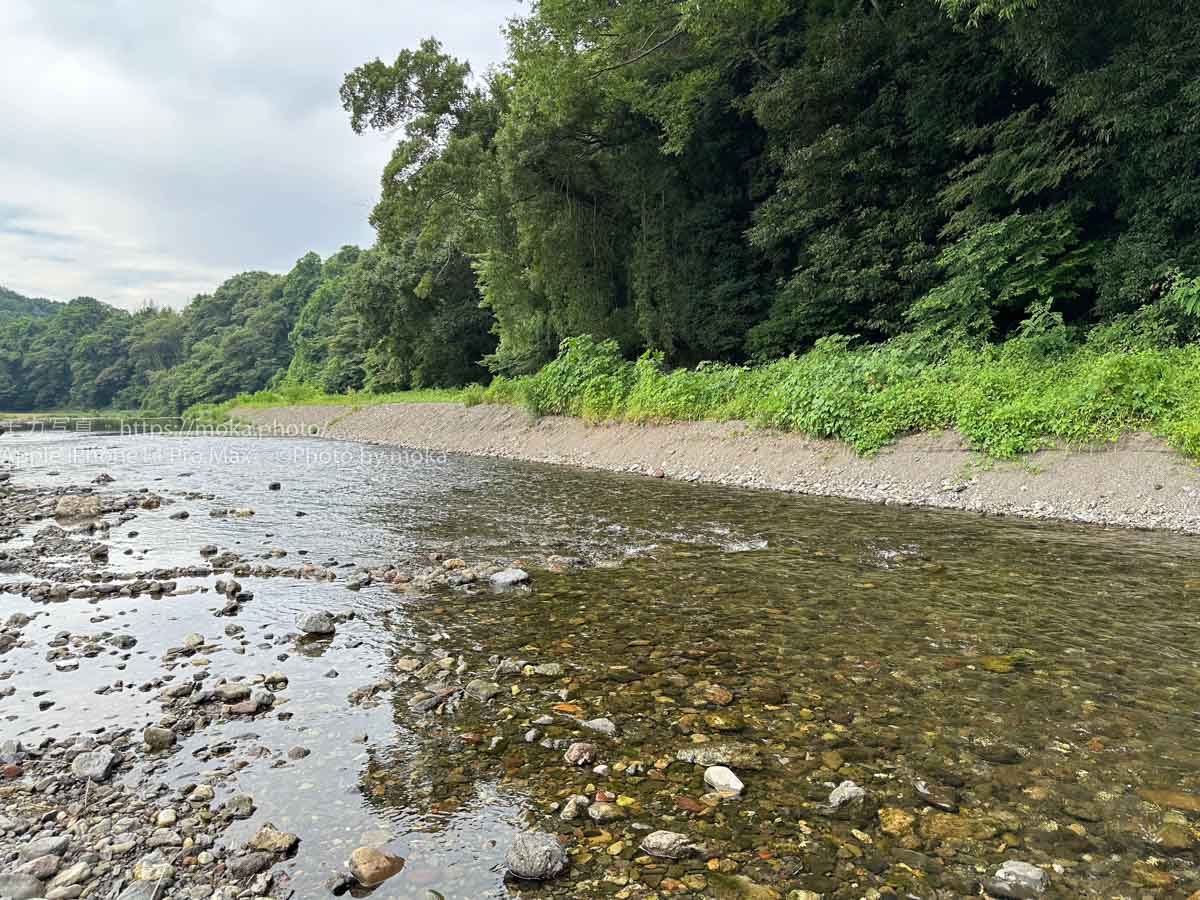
[348,847,405,887]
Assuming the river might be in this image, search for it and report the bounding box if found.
[1,428,1198,898]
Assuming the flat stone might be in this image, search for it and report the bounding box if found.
[490,568,529,587]
[985,860,1050,898]
[71,748,116,781]
[582,717,618,737]
[226,851,275,878]
[676,742,763,769]
[587,801,625,823]
[50,861,91,888]
[19,835,69,860]
[18,853,61,878]
[0,873,44,900]
[247,822,299,854]
[465,679,501,701]
[640,830,692,859]
[348,846,406,887]
[505,832,567,881]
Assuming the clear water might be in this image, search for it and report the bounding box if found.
[2,429,1199,898]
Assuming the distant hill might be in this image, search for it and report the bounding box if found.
[0,286,59,322]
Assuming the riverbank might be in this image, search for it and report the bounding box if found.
[232,402,1200,534]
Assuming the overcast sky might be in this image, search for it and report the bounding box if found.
[0,0,513,310]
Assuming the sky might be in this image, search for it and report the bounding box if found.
[0,0,513,311]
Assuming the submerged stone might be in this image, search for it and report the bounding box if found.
[505,832,567,881]
[984,860,1049,898]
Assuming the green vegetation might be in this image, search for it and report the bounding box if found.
[6,0,1200,457]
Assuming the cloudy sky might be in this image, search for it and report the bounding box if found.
[0,1,513,310]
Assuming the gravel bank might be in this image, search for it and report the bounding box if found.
[234,403,1200,534]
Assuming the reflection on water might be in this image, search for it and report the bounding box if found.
[2,430,1200,897]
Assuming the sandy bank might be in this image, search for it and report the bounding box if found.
[233,402,1200,534]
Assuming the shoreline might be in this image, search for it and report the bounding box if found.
[233,402,1200,535]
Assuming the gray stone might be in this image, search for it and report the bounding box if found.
[827,780,866,809]
[640,830,693,860]
[71,748,116,781]
[675,742,763,769]
[559,794,590,821]
[505,832,567,881]
[117,882,167,900]
[19,835,69,861]
[224,793,255,819]
[55,495,104,519]
[985,860,1050,899]
[143,726,176,751]
[581,717,618,737]
[0,873,44,900]
[587,801,625,823]
[18,852,61,878]
[214,683,250,703]
[295,611,335,635]
[50,861,90,888]
[465,679,501,701]
[227,852,275,878]
[490,568,529,587]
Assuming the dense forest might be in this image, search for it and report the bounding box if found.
[5,0,1200,435]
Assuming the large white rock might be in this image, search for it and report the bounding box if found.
[704,765,744,796]
[505,832,567,880]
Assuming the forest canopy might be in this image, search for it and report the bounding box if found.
[5,0,1200,419]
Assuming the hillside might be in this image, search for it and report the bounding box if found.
[0,285,59,322]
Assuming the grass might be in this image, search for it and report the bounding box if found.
[182,319,1200,460]
[183,385,467,426]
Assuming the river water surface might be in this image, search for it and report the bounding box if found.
[2,429,1199,898]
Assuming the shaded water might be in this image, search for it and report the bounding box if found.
[2,430,1199,897]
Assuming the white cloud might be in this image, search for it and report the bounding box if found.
[0,0,513,310]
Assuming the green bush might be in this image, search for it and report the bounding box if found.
[480,328,1200,459]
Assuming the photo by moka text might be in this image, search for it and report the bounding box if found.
[0,416,448,471]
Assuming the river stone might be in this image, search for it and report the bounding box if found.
[0,873,44,900]
[640,830,692,859]
[985,860,1049,898]
[559,794,590,821]
[248,823,299,854]
[71,748,116,781]
[55,495,104,519]
[117,882,167,900]
[18,853,61,878]
[143,726,176,751]
[182,633,204,650]
[133,852,175,882]
[19,835,70,860]
[828,780,867,809]
[296,611,336,635]
[465,679,501,701]
[50,861,91,888]
[490,568,529,586]
[587,801,625,823]
[582,717,618,737]
[224,793,255,819]
[704,765,744,796]
[505,833,567,881]
[215,683,250,703]
[226,852,274,878]
[564,742,597,766]
[676,742,763,769]
[348,846,406,886]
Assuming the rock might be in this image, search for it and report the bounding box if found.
[143,726,176,751]
[227,851,275,878]
[490,568,529,587]
[182,633,204,650]
[18,853,61,878]
[640,830,693,859]
[582,717,618,737]
[465,679,501,701]
[224,793,255,819]
[587,801,625,823]
[71,748,116,781]
[296,611,336,635]
[827,780,866,809]
[564,742,597,766]
[704,765,744,796]
[248,822,299,854]
[117,882,167,900]
[50,861,90,888]
[133,852,175,882]
[676,742,763,769]
[55,495,104,519]
[559,794,590,821]
[348,847,406,887]
[215,683,251,703]
[530,662,562,677]
[984,860,1049,898]
[188,784,215,803]
[505,833,567,881]
[19,835,69,860]
[0,873,44,900]
[879,806,916,836]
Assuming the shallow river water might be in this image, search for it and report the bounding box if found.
[2,429,1200,899]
